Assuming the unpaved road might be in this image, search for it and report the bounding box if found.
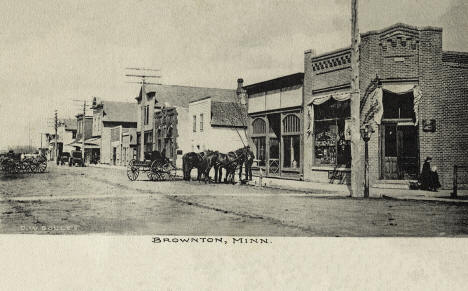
[1,163,468,236]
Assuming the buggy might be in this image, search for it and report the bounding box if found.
[126,151,176,181]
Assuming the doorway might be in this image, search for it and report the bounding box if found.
[381,89,419,180]
[112,147,116,165]
[267,114,281,176]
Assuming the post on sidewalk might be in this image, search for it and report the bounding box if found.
[350,0,364,197]
[452,165,458,198]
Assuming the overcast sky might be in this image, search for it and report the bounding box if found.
[0,0,466,149]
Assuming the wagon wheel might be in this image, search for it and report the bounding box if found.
[23,162,33,175]
[38,161,47,173]
[147,170,156,181]
[161,162,176,180]
[149,161,163,181]
[127,164,139,181]
[28,162,37,173]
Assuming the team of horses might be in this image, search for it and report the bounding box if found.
[182,146,255,184]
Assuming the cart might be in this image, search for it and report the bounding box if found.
[126,151,176,181]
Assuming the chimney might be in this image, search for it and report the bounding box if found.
[236,78,246,105]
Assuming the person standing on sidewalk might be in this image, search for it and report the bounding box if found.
[420,157,441,191]
[244,146,255,181]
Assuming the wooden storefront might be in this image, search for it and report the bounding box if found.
[244,73,304,180]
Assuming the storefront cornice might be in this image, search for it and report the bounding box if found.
[248,106,302,117]
[312,84,350,95]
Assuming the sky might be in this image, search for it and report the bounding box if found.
[0,0,466,149]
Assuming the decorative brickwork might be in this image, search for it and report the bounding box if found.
[304,23,468,189]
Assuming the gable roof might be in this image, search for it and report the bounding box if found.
[211,101,248,128]
[102,101,138,123]
[137,84,235,108]
[60,118,77,131]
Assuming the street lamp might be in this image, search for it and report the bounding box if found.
[360,124,374,198]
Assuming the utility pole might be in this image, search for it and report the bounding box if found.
[82,101,86,163]
[54,110,59,165]
[140,78,146,161]
[350,0,363,197]
[72,99,93,165]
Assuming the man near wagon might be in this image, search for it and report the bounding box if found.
[244,146,255,181]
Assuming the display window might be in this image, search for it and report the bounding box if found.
[314,99,351,168]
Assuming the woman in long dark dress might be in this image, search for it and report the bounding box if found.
[419,157,441,191]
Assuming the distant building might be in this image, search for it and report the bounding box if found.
[69,114,96,163]
[48,118,77,161]
[110,126,137,166]
[189,93,248,154]
[135,84,236,167]
[91,99,138,164]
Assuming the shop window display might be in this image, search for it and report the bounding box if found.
[314,99,351,167]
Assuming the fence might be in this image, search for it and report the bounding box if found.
[452,165,468,198]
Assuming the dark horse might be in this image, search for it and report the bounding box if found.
[214,146,249,184]
[182,150,219,183]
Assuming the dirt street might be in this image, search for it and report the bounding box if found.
[1,163,468,236]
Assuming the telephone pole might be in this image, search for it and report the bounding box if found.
[72,99,91,165]
[82,101,86,163]
[350,0,364,197]
[54,110,59,165]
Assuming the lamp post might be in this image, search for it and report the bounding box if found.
[360,124,374,198]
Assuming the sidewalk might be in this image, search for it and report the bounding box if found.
[374,187,468,203]
[85,164,468,202]
[87,163,126,170]
[247,175,351,197]
[248,175,468,202]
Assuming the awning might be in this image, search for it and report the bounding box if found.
[306,92,351,135]
[362,83,422,126]
[307,92,351,106]
[382,83,416,94]
[67,138,100,149]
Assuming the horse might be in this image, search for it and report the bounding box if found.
[214,147,249,184]
[182,152,204,181]
[198,150,219,183]
[182,150,218,183]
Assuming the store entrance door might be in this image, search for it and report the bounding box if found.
[267,114,281,176]
[382,123,418,179]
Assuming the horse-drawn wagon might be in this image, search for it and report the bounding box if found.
[126,151,176,181]
[0,152,47,175]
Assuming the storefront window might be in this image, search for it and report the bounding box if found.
[251,118,266,167]
[314,99,351,167]
[282,114,301,168]
[283,135,300,168]
[252,137,266,166]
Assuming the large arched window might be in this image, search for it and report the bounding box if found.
[282,114,301,168]
[251,118,266,166]
[252,118,266,134]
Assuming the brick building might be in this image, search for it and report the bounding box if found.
[304,23,468,189]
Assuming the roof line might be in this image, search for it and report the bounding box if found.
[243,72,304,88]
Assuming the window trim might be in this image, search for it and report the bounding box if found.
[200,113,204,132]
